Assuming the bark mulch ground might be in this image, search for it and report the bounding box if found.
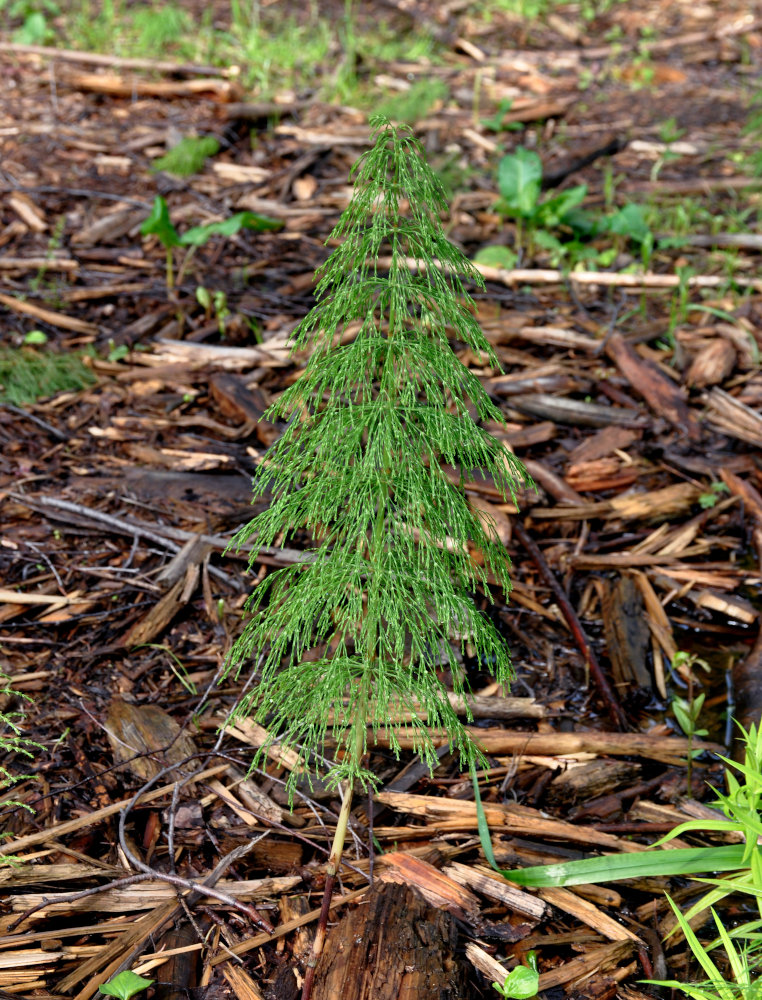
[0,1,761,997]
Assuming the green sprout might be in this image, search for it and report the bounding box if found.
[98,970,154,1000]
[493,952,539,998]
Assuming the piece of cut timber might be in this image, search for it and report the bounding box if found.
[545,758,641,808]
[312,881,466,1000]
[600,575,651,688]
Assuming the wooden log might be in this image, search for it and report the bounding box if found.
[312,881,466,1000]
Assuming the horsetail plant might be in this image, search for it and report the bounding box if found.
[224,115,531,998]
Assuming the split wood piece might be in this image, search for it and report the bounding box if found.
[374,729,722,764]
[466,943,513,994]
[222,965,266,1000]
[325,691,546,725]
[529,482,701,522]
[104,699,197,785]
[0,290,97,335]
[279,895,315,970]
[392,257,762,293]
[58,900,178,997]
[64,283,149,302]
[511,394,647,429]
[0,763,228,858]
[311,882,466,1000]
[600,576,651,689]
[539,886,641,942]
[568,426,641,466]
[377,852,481,924]
[119,561,200,647]
[605,333,702,441]
[631,571,678,699]
[685,338,737,388]
[485,361,588,397]
[150,337,292,368]
[209,887,369,966]
[70,208,149,248]
[0,588,93,626]
[538,940,636,991]
[375,792,646,852]
[708,388,762,446]
[0,41,227,76]
[546,758,641,808]
[59,70,242,101]
[223,717,304,773]
[208,372,279,446]
[512,325,604,353]
[10,876,300,918]
[0,256,77,271]
[0,862,122,888]
[565,458,640,494]
[512,520,627,730]
[443,862,546,920]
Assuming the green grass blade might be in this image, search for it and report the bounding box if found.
[498,845,752,887]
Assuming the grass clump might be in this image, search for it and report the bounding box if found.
[0,346,95,406]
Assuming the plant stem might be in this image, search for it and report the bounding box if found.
[301,676,368,1000]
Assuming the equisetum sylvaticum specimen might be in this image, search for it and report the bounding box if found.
[223,115,531,998]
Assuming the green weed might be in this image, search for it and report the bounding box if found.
[493,952,539,997]
[377,79,450,125]
[152,135,220,178]
[139,194,281,292]
[0,345,95,406]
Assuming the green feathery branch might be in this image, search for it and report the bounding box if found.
[224,115,532,995]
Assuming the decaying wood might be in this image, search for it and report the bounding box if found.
[600,576,651,689]
[312,882,466,1000]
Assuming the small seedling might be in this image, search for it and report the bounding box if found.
[98,970,154,999]
[496,146,587,256]
[22,330,48,345]
[698,481,730,509]
[672,691,708,787]
[482,98,522,133]
[493,951,539,998]
[196,285,230,334]
[140,195,281,292]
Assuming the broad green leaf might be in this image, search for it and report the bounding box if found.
[493,965,539,998]
[497,148,542,217]
[534,184,587,228]
[23,331,48,345]
[473,246,519,269]
[98,970,154,999]
[140,196,181,249]
[606,202,652,245]
[179,211,282,246]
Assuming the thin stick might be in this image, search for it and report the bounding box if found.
[513,520,627,731]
